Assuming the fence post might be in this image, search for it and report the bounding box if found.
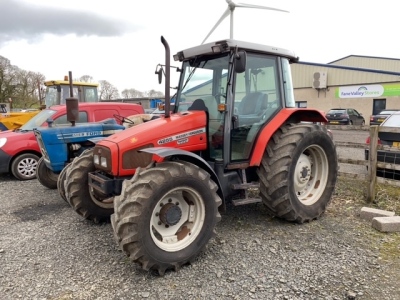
[367,125,379,202]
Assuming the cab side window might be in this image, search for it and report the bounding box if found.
[53,112,88,125]
[94,109,119,122]
[84,87,98,103]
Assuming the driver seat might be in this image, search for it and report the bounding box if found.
[237,92,266,115]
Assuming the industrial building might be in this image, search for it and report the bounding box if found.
[291,56,400,125]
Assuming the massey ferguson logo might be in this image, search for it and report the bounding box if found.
[157,128,206,145]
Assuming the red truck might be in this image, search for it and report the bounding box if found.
[0,102,144,180]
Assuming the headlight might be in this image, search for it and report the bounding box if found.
[0,137,7,148]
[100,157,107,168]
[93,145,112,172]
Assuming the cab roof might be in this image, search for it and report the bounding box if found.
[44,80,99,87]
[174,39,298,62]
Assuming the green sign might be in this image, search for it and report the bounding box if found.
[335,83,400,98]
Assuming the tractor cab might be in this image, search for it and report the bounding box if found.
[172,39,298,164]
[44,78,99,108]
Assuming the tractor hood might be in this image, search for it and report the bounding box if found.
[93,111,209,176]
[99,111,208,146]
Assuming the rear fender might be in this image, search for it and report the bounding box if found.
[141,147,224,202]
[249,108,327,166]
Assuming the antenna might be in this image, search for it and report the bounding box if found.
[202,0,289,44]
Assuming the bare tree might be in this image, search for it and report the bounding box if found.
[13,70,45,108]
[121,88,144,98]
[0,56,47,109]
[0,56,19,106]
[143,89,164,97]
[79,75,93,82]
[99,80,119,100]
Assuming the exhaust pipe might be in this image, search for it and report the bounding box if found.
[161,36,170,118]
[66,71,79,126]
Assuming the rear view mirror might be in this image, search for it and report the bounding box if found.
[155,64,164,84]
[234,51,247,73]
[158,69,163,84]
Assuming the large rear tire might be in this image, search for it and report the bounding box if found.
[64,149,113,223]
[257,123,338,223]
[111,161,222,275]
[36,157,59,189]
[57,163,71,202]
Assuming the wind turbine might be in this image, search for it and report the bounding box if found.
[202,0,289,44]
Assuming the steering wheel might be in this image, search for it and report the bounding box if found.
[113,114,135,125]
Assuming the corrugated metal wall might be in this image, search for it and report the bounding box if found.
[291,63,400,89]
[290,57,400,124]
[329,56,400,72]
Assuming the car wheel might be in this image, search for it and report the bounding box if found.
[11,153,40,181]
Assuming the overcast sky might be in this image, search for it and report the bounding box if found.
[1,0,399,94]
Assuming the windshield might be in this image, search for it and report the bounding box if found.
[176,54,230,112]
[328,109,346,114]
[380,110,398,115]
[20,109,57,130]
[382,114,400,127]
[45,85,79,107]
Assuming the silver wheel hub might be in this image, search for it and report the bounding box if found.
[18,158,37,177]
[151,187,205,251]
[295,154,312,188]
[294,145,329,206]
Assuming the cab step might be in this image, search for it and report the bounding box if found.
[231,197,261,206]
[230,170,261,206]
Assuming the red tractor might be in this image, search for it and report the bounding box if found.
[63,36,338,275]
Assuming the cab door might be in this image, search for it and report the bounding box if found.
[230,54,282,161]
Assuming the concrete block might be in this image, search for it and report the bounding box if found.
[360,207,395,221]
[372,216,400,232]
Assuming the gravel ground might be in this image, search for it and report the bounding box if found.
[1,129,399,300]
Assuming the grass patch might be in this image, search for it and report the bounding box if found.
[333,177,400,215]
[374,183,400,215]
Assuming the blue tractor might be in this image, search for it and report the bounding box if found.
[33,118,126,197]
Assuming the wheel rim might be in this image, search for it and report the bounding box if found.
[150,186,205,252]
[294,144,329,206]
[18,157,38,178]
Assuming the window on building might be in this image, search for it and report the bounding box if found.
[295,101,307,108]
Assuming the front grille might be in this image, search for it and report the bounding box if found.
[34,131,50,160]
[122,144,154,169]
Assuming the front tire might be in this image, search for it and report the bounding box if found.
[112,161,222,275]
[36,157,59,189]
[64,149,113,223]
[257,124,338,223]
[57,163,71,202]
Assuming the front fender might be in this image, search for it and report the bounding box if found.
[141,147,224,201]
